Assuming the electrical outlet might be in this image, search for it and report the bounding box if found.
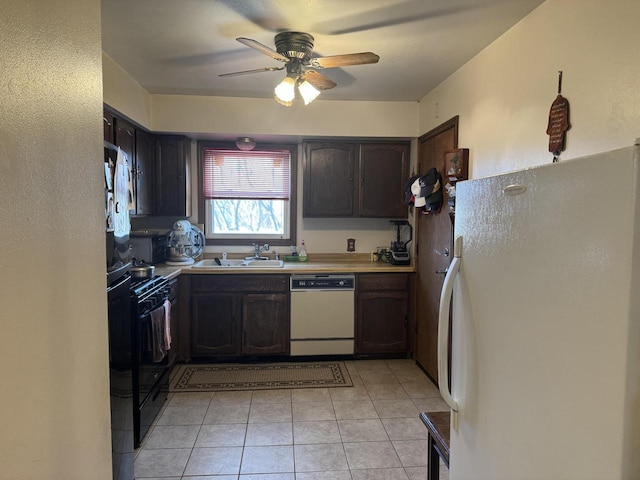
[347,238,355,252]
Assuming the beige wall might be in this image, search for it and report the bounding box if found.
[107,76,420,255]
[418,0,640,178]
[103,53,152,129]
[0,1,112,479]
[150,94,418,139]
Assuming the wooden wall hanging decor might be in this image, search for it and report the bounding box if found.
[546,71,571,162]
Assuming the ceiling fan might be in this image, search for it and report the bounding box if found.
[219,31,379,106]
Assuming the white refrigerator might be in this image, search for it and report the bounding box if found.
[437,143,640,480]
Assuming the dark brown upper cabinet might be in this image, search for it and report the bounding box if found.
[113,117,135,166]
[303,141,409,218]
[303,142,357,217]
[104,108,192,218]
[133,129,155,216]
[155,135,191,217]
[103,112,114,144]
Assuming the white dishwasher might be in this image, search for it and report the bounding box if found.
[290,274,355,356]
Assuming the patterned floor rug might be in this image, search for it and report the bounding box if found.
[169,362,353,392]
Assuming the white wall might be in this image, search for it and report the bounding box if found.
[0,1,111,479]
[418,0,640,178]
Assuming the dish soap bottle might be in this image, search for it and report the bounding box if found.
[298,240,308,262]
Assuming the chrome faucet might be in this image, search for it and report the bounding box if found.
[252,243,270,259]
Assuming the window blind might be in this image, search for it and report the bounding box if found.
[203,148,291,200]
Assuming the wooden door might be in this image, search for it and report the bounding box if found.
[415,117,458,383]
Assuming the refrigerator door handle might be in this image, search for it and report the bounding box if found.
[438,236,462,421]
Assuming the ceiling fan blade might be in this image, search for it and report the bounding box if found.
[219,66,284,77]
[310,52,380,69]
[300,70,337,90]
[236,37,290,63]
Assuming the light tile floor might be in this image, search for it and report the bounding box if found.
[135,359,449,479]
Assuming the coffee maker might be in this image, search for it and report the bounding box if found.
[389,220,412,265]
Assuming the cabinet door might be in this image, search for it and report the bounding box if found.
[359,143,409,218]
[155,136,191,216]
[303,142,357,217]
[113,117,135,165]
[242,293,290,356]
[103,112,114,144]
[356,290,408,354]
[191,293,241,356]
[134,129,155,215]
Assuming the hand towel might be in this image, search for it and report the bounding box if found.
[150,305,167,362]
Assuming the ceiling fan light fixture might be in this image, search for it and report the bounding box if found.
[274,96,294,107]
[297,80,321,105]
[274,76,296,105]
[235,137,256,151]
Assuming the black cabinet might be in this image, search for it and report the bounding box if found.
[303,141,409,218]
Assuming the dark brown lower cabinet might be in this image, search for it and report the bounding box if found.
[188,275,290,358]
[356,273,410,355]
[242,293,289,355]
[191,293,240,356]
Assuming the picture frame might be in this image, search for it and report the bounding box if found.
[443,148,469,181]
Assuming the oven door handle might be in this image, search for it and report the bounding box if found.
[107,275,130,294]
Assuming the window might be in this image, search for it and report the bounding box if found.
[198,142,297,246]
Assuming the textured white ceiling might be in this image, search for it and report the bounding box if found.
[101,0,544,102]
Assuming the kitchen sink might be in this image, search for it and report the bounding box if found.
[192,259,284,268]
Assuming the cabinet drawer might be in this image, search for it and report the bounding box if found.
[357,273,409,292]
[191,275,289,293]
